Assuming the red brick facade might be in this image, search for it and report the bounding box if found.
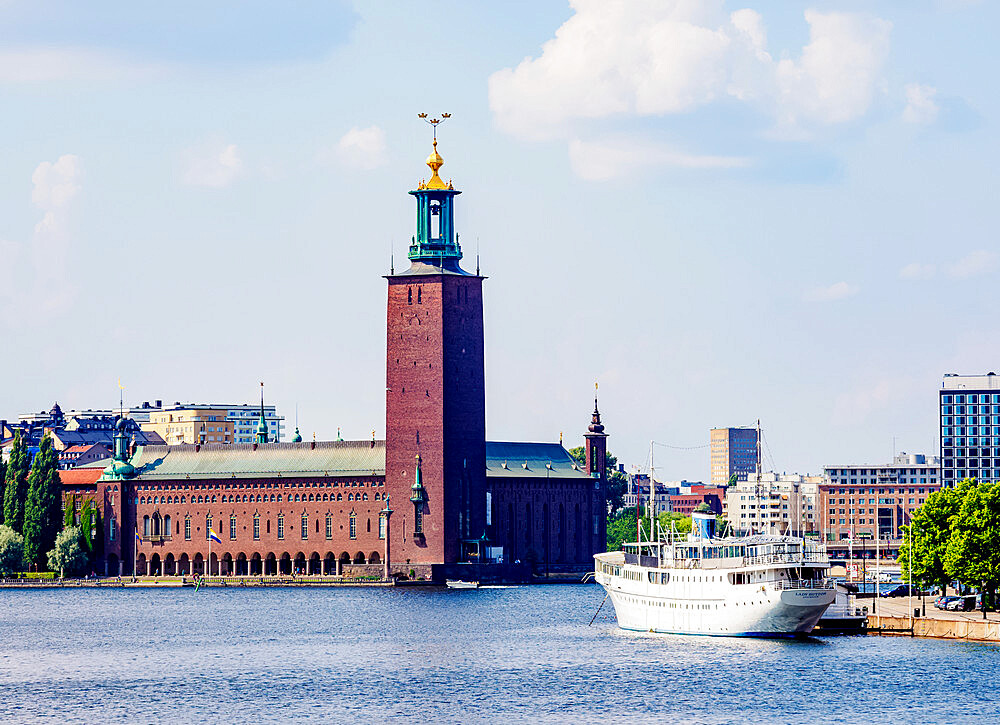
[385,271,487,565]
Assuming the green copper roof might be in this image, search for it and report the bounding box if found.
[106,439,589,481]
[129,441,386,480]
[484,441,591,480]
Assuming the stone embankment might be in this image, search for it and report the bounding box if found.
[868,598,1000,642]
[0,576,400,588]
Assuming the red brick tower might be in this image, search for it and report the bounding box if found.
[385,127,486,568]
[584,388,608,555]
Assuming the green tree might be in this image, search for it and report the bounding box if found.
[47,526,87,577]
[657,511,692,535]
[944,481,1000,614]
[79,499,103,566]
[898,479,970,592]
[0,524,25,575]
[3,431,30,533]
[606,507,637,551]
[22,436,63,570]
[569,446,628,516]
[0,456,6,525]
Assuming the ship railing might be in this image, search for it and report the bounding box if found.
[744,553,828,567]
[771,579,835,591]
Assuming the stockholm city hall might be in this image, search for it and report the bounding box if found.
[63,123,609,582]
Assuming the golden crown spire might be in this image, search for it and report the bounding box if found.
[418,112,452,190]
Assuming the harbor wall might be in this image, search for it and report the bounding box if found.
[871,615,1000,642]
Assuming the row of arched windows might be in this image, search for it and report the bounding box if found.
[137,491,388,506]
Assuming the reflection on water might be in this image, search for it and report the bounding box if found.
[0,585,994,723]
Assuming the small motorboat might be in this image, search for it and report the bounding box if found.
[446,579,479,589]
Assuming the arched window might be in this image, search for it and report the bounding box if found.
[211,495,217,503]
[164,515,172,537]
[367,518,371,533]
[206,515,213,539]
[362,493,368,501]
[143,515,150,536]
[337,493,342,501]
[349,512,357,539]
[408,287,412,304]
[277,514,285,540]
[230,514,237,540]
[184,516,191,541]
[301,513,308,540]
[417,286,422,303]
[325,514,332,539]
[378,513,386,540]
[253,513,260,540]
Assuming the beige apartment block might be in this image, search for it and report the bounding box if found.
[143,407,234,446]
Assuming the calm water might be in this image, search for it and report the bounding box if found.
[0,584,996,724]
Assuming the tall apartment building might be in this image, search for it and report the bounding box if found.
[939,372,1000,486]
[821,452,940,541]
[710,427,758,486]
[725,472,822,537]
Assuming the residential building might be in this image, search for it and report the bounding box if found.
[726,472,822,537]
[710,427,758,486]
[58,444,111,469]
[939,372,1000,486]
[142,407,235,446]
[821,452,941,544]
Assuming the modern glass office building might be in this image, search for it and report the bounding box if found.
[939,373,1000,486]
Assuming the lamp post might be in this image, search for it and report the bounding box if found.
[382,497,393,582]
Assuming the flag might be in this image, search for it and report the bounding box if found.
[135,530,141,545]
[209,528,222,544]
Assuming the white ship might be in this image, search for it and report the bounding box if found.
[594,512,835,638]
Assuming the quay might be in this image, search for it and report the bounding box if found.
[865,597,1000,642]
[0,576,399,589]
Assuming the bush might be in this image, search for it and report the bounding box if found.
[0,525,25,576]
[47,527,88,576]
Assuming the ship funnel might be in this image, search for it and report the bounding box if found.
[692,511,716,540]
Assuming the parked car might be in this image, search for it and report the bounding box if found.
[946,596,976,611]
[880,584,924,598]
[935,596,960,610]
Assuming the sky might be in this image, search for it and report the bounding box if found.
[0,0,997,480]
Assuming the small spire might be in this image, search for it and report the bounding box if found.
[256,382,269,445]
[588,382,605,434]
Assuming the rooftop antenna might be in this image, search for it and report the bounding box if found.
[476,236,480,276]
[117,378,125,420]
[390,239,394,275]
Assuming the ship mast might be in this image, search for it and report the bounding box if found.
[649,440,655,543]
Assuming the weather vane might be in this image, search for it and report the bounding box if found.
[418,112,451,141]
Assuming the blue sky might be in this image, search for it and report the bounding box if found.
[0,1,996,480]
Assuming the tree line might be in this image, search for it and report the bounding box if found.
[898,478,1000,612]
[0,432,100,577]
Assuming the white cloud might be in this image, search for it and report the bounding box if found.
[803,281,858,302]
[32,155,82,210]
[1,156,83,321]
[336,126,388,170]
[773,11,892,128]
[182,144,243,188]
[488,2,892,141]
[902,83,939,124]
[949,250,997,279]
[568,137,748,181]
[0,47,159,84]
[899,261,936,280]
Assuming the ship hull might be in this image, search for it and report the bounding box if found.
[595,560,834,638]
